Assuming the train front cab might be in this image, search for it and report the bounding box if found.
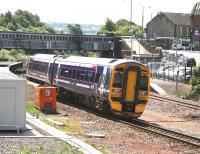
[109,63,150,118]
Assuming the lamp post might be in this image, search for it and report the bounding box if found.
[142,6,144,30]
[175,24,179,93]
[130,0,133,57]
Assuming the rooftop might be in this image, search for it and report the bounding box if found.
[162,12,191,26]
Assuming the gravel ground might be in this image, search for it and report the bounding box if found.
[147,94,200,120]
[141,92,200,139]
[22,82,200,153]
[36,101,200,154]
[0,138,81,154]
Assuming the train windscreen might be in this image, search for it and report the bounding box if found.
[113,71,124,88]
[139,76,148,91]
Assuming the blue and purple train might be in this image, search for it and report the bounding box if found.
[27,54,150,118]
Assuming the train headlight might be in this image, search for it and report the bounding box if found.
[112,88,122,93]
[139,91,147,96]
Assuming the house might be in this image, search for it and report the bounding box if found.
[146,12,191,49]
[191,1,200,50]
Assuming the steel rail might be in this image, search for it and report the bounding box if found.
[150,94,200,110]
[120,119,200,148]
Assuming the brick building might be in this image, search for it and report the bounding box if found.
[146,12,191,49]
[191,1,200,50]
[146,12,191,40]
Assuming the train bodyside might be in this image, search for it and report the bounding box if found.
[26,54,55,84]
[52,57,106,97]
[27,54,150,118]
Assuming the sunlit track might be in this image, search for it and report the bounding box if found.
[121,119,200,148]
[56,98,200,148]
[150,94,200,110]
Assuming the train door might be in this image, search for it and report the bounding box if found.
[122,66,140,112]
[124,69,137,102]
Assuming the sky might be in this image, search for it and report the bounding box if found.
[0,0,199,26]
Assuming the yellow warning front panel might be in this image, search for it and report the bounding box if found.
[125,71,137,102]
[135,104,146,113]
[111,103,122,112]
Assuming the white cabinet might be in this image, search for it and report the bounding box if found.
[0,68,26,130]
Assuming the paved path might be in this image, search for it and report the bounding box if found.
[150,78,191,95]
[26,113,102,154]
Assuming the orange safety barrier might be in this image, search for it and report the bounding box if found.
[35,86,57,112]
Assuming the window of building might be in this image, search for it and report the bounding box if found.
[186,27,189,36]
[178,27,182,36]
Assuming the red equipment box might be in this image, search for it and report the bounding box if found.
[35,86,57,112]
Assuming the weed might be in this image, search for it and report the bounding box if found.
[26,102,43,115]
[43,117,83,135]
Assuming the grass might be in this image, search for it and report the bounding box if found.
[18,145,82,154]
[85,140,111,154]
[26,102,43,115]
[43,118,83,135]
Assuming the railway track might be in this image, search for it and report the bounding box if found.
[122,119,200,148]
[150,94,200,110]
[57,99,200,148]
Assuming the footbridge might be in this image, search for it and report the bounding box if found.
[0,31,122,58]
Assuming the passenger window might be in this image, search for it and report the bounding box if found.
[88,72,94,83]
[95,73,100,83]
[68,69,72,78]
[76,70,81,80]
[85,72,89,82]
[80,71,85,81]
[72,69,76,79]
[60,68,68,78]
[105,70,111,85]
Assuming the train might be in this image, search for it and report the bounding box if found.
[26,54,150,118]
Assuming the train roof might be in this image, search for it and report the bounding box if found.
[30,54,56,60]
[30,54,146,67]
[57,56,143,67]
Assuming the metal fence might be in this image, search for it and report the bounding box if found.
[148,62,193,83]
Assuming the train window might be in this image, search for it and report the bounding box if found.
[85,72,89,82]
[87,72,94,83]
[105,69,111,85]
[76,70,81,80]
[95,73,100,83]
[68,69,72,78]
[80,71,85,81]
[72,69,76,79]
[113,71,124,88]
[60,68,69,78]
[139,76,148,91]
[37,63,48,73]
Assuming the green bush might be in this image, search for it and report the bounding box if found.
[188,66,200,101]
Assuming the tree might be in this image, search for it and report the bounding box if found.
[67,24,83,35]
[190,66,200,94]
[0,9,55,33]
[97,18,143,38]
[97,18,116,35]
